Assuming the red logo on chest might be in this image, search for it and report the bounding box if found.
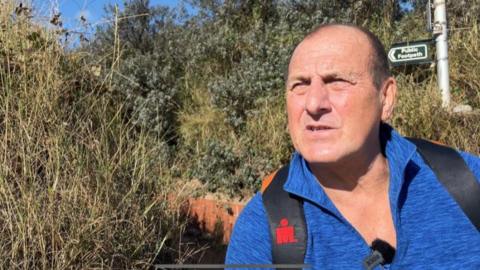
[275,218,298,244]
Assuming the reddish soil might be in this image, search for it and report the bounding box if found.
[166,179,252,263]
[184,197,245,243]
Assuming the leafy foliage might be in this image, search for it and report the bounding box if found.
[176,0,405,192]
[93,0,186,140]
[90,0,479,195]
[2,0,480,267]
[0,1,192,267]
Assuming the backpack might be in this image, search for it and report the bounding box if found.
[261,138,480,266]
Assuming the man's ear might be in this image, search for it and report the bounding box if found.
[380,77,397,121]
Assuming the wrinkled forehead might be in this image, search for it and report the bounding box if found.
[287,26,373,76]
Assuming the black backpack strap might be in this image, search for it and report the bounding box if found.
[262,165,307,268]
[261,139,479,266]
[408,138,480,231]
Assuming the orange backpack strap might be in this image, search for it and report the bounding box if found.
[261,170,278,193]
[430,140,445,146]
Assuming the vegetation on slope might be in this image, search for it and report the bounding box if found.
[0,0,478,267]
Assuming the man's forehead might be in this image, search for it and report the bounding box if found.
[290,47,343,66]
[287,27,372,74]
[304,24,369,43]
[294,26,370,56]
[288,68,362,79]
[289,53,340,76]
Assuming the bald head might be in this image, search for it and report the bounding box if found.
[288,23,391,90]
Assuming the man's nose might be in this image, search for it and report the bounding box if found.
[304,79,332,117]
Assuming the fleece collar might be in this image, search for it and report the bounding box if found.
[283,124,418,215]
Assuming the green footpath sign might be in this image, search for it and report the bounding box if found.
[388,40,432,66]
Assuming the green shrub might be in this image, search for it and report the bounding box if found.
[0,2,190,268]
[2,0,479,267]
[92,0,186,140]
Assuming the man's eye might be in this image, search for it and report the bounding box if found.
[291,80,309,90]
[292,82,304,88]
[327,78,346,83]
[326,78,351,88]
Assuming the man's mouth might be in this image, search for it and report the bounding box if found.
[306,125,333,131]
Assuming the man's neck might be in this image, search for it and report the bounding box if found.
[309,150,396,248]
[309,149,390,197]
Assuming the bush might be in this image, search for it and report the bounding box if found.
[207,45,289,129]
[0,2,190,268]
[86,0,480,197]
[3,0,480,267]
[178,0,405,193]
[92,0,186,140]
[114,53,180,138]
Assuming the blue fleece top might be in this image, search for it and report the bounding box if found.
[225,125,480,269]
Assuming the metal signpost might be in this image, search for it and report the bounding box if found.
[432,0,450,107]
[388,0,451,108]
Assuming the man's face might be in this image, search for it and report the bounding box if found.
[286,26,393,166]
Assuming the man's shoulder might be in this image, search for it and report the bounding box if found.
[234,192,268,224]
[409,141,480,183]
[225,192,273,264]
[400,135,480,183]
[459,151,480,182]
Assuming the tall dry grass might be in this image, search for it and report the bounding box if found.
[0,0,479,268]
[0,2,192,268]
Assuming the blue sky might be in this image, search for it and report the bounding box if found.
[30,0,413,44]
[34,0,183,34]
[36,1,414,33]
[36,0,415,31]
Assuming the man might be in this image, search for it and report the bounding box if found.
[225,23,480,269]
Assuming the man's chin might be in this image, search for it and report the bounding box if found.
[302,152,342,166]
